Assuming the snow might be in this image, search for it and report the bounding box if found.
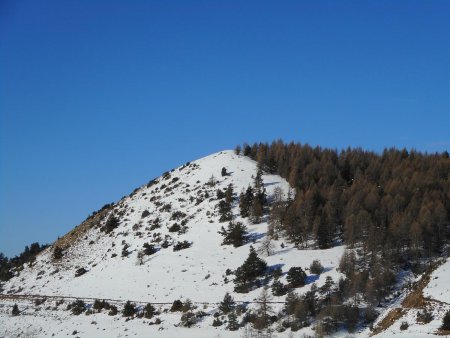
[423,257,450,303]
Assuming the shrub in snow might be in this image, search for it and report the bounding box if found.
[102,216,119,234]
[309,260,324,274]
[122,301,136,317]
[286,267,307,288]
[170,299,183,312]
[417,309,433,324]
[108,305,118,316]
[144,303,156,319]
[68,300,86,315]
[219,292,235,314]
[271,280,288,296]
[400,321,409,330]
[52,246,63,260]
[173,241,191,251]
[442,310,450,330]
[12,303,19,316]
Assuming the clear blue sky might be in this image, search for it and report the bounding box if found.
[1,1,449,257]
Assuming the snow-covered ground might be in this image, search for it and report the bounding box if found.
[0,150,346,337]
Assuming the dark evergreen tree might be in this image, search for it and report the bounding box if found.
[271,280,288,296]
[218,200,232,222]
[122,301,136,317]
[226,311,240,331]
[103,215,120,234]
[144,303,155,319]
[234,246,267,293]
[442,310,450,330]
[239,186,254,218]
[221,167,228,176]
[219,292,235,314]
[143,243,157,255]
[53,246,63,260]
[12,303,19,316]
[286,267,307,288]
[219,221,247,247]
[225,184,234,204]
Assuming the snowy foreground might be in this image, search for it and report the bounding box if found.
[0,150,449,337]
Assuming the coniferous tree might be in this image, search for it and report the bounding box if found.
[218,199,232,222]
[122,301,136,317]
[286,267,307,288]
[227,311,240,331]
[239,186,254,218]
[12,303,19,316]
[441,310,450,330]
[219,292,235,314]
[144,303,155,319]
[219,221,247,247]
[234,246,267,292]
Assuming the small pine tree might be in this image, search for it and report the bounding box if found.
[286,267,307,288]
[171,299,183,312]
[239,186,254,218]
[227,311,240,331]
[219,292,235,314]
[52,246,63,260]
[12,303,19,316]
[122,301,136,317]
[271,280,287,296]
[234,246,267,293]
[221,167,228,176]
[309,260,324,274]
[144,303,155,319]
[218,200,233,222]
[219,221,247,247]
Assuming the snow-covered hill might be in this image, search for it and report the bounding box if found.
[0,150,448,338]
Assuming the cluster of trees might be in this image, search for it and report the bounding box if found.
[232,140,449,333]
[0,243,49,281]
[238,141,449,265]
[239,169,268,224]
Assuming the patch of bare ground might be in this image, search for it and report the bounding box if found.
[53,206,112,250]
[371,258,448,336]
[371,307,406,336]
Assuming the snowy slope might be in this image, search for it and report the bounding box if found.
[0,150,346,337]
[424,257,450,303]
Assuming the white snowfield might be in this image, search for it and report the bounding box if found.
[424,257,450,304]
[0,150,448,337]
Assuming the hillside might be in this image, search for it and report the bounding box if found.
[0,149,449,338]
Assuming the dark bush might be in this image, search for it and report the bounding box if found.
[309,260,324,275]
[171,299,183,312]
[68,300,86,315]
[141,210,150,218]
[173,241,191,251]
[441,310,450,330]
[12,304,19,316]
[122,301,136,317]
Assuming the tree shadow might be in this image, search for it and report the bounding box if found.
[263,181,280,188]
[306,274,320,285]
[247,232,265,243]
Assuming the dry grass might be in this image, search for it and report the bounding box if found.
[53,207,112,250]
[371,307,406,336]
